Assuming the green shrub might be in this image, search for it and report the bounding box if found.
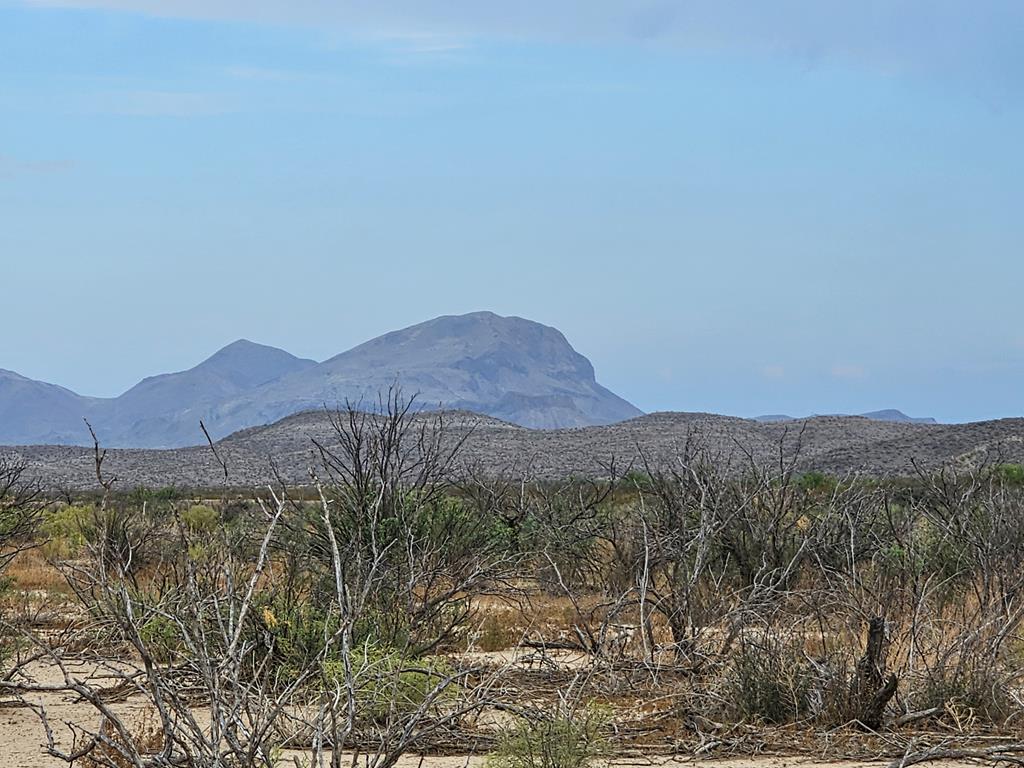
[250,599,339,680]
[40,504,92,559]
[911,661,1016,725]
[487,703,610,768]
[997,464,1024,486]
[0,576,15,667]
[181,504,218,533]
[476,613,520,652]
[139,614,184,664]
[725,637,813,724]
[797,471,833,492]
[325,644,456,723]
[918,515,973,586]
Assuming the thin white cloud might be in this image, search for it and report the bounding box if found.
[761,364,785,380]
[831,364,867,380]
[17,0,1024,90]
[80,90,233,117]
[0,153,75,176]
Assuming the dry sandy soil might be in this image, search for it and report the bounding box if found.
[0,658,986,768]
[0,685,966,768]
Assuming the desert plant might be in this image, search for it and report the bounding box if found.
[324,642,457,723]
[80,710,166,768]
[39,504,92,559]
[487,701,611,768]
[0,459,43,575]
[724,632,814,724]
[306,391,519,655]
[180,503,218,532]
[0,459,43,669]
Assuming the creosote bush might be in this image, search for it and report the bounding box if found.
[724,634,815,724]
[487,702,611,768]
[324,643,457,722]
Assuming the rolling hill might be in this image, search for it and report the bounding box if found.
[6,410,1023,490]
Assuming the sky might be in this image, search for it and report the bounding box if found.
[1,1,1022,423]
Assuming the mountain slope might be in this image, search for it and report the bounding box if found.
[0,369,98,445]
[0,341,317,448]
[0,313,641,446]
[860,409,938,425]
[755,409,938,425]
[95,340,317,448]
[205,312,642,436]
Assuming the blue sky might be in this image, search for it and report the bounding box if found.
[1,1,1022,422]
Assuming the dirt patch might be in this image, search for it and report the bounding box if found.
[0,661,986,768]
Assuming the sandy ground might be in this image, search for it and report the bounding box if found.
[2,659,151,768]
[0,660,975,768]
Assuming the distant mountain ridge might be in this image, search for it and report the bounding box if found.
[0,312,642,447]
[755,409,938,425]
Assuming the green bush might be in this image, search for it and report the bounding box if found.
[797,471,834,492]
[139,614,184,664]
[250,599,339,680]
[997,464,1024,486]
[40,504,92,559]
[487,703,610,768]
[725,637,813,724]
[911,661,1016,725]
[325,644,456,723]
[181,504,218,533]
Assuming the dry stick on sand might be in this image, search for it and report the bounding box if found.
[888,742,1024,768]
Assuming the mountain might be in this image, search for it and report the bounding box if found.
[93,340,317,447]
[860,409,938,425]
[203,312,641,437]
[753,414,795,423]
[0,369,100,445]
[0,313,641,447]
[755,409,938,425]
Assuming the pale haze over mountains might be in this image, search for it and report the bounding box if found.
[0,311,942,449]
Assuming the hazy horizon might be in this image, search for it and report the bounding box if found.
[2,1,1021,423]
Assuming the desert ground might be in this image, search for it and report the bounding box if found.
[0,656,995,768]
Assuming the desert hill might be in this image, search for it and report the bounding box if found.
[6,409,1022,489]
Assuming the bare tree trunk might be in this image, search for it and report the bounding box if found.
[849,617,897,730]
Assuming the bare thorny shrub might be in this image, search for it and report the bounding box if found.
[0,458,44,670]
[0,458,44,573]
[474,430,1024,735]
[1,392,520,768]
[645,448,1024,732]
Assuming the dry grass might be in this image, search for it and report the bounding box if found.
[3,547,66,593]
[81,710,165,768]
[468,594,670,653]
